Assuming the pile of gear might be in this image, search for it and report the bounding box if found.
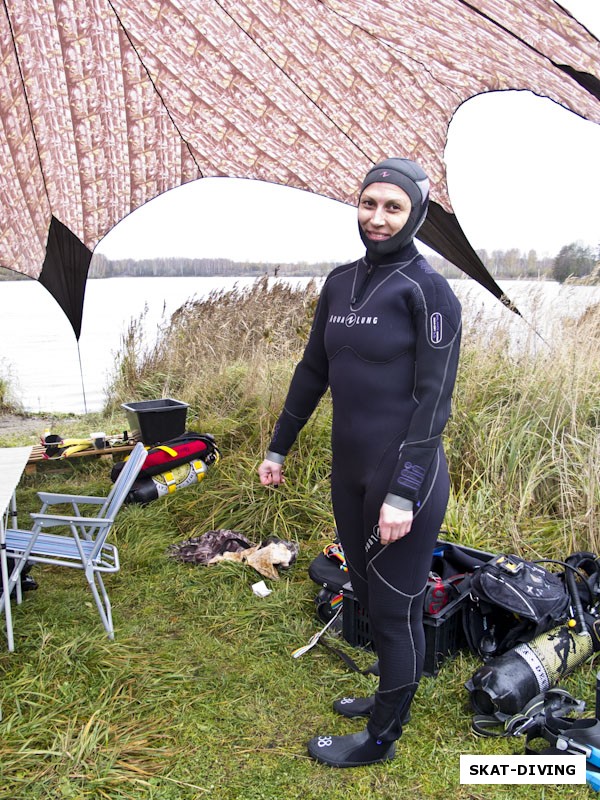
[111,432,220,503]
[308,539,600,787]
[42,432,131,457]
[463,551,600,790]
[464,552,600,719]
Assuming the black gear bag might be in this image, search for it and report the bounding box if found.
[464,554,571,660]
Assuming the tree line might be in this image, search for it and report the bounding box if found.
[1,242,597,283]
[88,254,334,279]
[89,243,599,283]
[430,243,599,283]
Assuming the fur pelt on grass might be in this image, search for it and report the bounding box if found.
[168,529,299,579]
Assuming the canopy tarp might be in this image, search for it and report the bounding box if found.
[1,0,598,337]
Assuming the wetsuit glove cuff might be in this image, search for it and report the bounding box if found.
[265,450,286,465]
[384,493,414,512]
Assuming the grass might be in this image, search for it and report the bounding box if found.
[0,366,22,415]
[1,278,599,799]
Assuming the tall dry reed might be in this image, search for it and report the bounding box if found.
[106,277,318,441]
[446,301,600,556]
[106,280,600,557]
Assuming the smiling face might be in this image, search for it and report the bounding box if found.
[357,182,412,244]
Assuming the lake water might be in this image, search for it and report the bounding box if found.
[1,276,599,414]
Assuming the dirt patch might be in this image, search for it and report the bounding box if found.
[0,412,81,443]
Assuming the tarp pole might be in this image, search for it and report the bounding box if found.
[76,342,88,415]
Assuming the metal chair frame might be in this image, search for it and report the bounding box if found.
[1,442,147,640]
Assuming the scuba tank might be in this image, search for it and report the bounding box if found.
[127,459,208,504]
[466,616,600,717]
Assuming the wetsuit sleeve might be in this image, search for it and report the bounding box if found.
[388,278,462,504]
[267,283,330,456]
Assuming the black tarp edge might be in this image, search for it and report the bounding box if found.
[38,215,93,340]
[555,64,600,102]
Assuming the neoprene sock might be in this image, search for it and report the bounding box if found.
[333,695,375,718]
[333,693,411,724]
[306,729,396,767]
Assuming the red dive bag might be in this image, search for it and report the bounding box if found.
[111,432,219,482]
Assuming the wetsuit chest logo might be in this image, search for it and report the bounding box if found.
[328,313,379,327]
[430,312,443,344]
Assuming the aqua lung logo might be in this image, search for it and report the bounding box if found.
[430,312,442,344]
[329,313,379,327]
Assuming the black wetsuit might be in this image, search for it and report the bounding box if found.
[268,242,462,692]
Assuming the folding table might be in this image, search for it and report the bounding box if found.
[0,446,33,651]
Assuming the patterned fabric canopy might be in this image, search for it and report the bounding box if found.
[1,1,598,336]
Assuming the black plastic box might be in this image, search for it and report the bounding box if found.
[342,585,469,677]
[341,539,494,677]
[122,398,189,445]
[423,592,469,676]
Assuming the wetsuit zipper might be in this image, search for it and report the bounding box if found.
[351,260,374,305]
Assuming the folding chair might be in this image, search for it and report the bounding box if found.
[3,442,147,640]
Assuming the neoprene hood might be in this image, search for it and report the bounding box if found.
[358,158,430,257]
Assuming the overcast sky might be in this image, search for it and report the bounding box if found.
[97,1,599,265]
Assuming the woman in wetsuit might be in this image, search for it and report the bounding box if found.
[258,158,462,768]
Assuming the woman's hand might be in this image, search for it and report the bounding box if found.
[378,502,413,544]
[258,458,285,487]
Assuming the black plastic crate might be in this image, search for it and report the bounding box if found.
[122,398,189,445]
[341,539,494,677]
[341,580,370,649]
[423,591,469,676]
[342,583,468,677]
